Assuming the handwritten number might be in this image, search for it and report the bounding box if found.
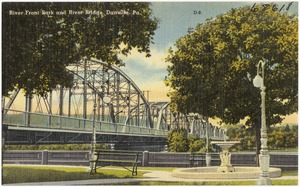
[251,2,293,12]
[262,4,270,11]
[279,5,285,12]
[286,2,293,11]
[272,4,278,11]
[251,3,258,12]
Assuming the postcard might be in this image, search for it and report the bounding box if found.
[2,1,298,185]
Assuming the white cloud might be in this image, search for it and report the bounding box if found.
[118,46,172,102]
[119,47,171,70]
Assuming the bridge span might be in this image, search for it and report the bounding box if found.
[2,58,225,147]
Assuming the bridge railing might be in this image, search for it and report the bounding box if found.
[2,109,168,136]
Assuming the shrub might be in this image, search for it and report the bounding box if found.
[3,144,108,151]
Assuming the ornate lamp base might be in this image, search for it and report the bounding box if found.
[256,176,271,185]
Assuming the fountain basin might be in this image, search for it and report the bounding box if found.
[172,166,281,179]
[211,141,240,150]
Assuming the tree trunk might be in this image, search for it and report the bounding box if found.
[254,119,261,166]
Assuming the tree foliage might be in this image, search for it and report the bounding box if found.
[3,144,108,151]
[227,124,298,150]
[167,128,189,152]
[188,135,214,153]
[165,5,297,150]
[2,2,158,96]
[168,128,213,153]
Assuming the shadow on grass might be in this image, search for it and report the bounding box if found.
[2,166,139,184]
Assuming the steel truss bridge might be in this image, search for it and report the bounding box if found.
[2,58,225,148]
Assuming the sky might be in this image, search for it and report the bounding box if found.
[118,1,298,124]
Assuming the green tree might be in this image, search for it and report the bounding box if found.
[284,124,291,132]
[165,5,297,162]
[188,135,207,153]
[168,130,214,153]
[2,2,158,96]
[168,128,189,152]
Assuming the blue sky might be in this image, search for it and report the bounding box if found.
[152,1,297,51]
[120,1,298,104]
[151,2,254,51]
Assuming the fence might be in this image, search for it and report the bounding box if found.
[2,150,298,171]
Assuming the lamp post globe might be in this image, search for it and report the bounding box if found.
[103,96,111,104]
[253,75,263,88]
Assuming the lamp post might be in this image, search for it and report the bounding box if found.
[90,70,98,173]
[89,70,97,172]
[205,118,211,166]
[90,70,111,173]
[253,60,271,185]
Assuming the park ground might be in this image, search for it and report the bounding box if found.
[2,164,298,185]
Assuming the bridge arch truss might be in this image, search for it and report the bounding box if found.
[2,58,225,145]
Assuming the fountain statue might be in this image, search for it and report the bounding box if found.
[211,140,240,173]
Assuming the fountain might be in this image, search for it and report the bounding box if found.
[211,140,240,173]
[172,140,282,179]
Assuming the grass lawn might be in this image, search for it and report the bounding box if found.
[2,165,144,184]
[2,165,298,185]
[282,170,298,176]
